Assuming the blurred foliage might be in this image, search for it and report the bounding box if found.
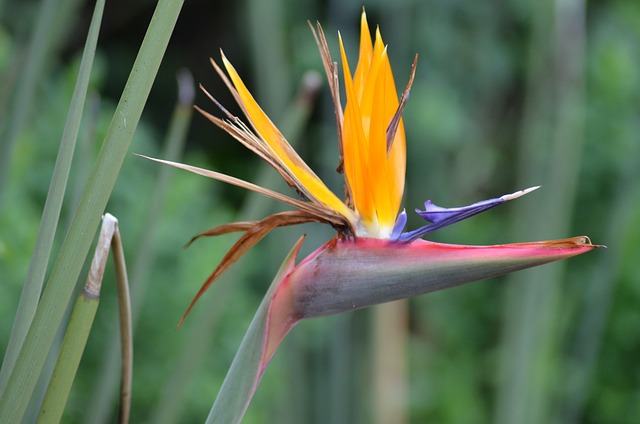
[1,0,639,423]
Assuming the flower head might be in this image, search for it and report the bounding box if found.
[141,10,597,324]
[187,10,540,243]
[141,11,602,422]
[337,12,408,237]
[194,10,414,240]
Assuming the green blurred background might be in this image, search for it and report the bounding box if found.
[1,0,639,422]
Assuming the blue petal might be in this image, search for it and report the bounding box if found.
[398,186,540,242]
[390,209,408,241]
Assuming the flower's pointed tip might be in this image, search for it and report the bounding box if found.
[220,50,231,67]
[501,185,541,201]
[518,235,605,251]
[176,290,202,329]
[572,235,606,249]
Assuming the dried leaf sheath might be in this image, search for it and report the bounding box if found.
[387,55,418,154]
[177,211,326,327]
[137,155,348,229]
[308,21,346,177]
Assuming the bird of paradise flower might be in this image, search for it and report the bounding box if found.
[142,10,599,423]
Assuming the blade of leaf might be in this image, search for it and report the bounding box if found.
[0,0,185,420]
[0,0,105,395]
[205,237,304,424]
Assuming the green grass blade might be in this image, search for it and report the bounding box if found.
[0,0,184,421]
[0,0,105,396]
[0,0,61,200]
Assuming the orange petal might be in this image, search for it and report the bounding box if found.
[339,34,376,227]
[220,54,354,221]
[346,20,406,233]
[353,10,373,101]
[368,47,397,228]
[373,29,405,226]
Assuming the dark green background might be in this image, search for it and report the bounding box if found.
[1,0,638,422]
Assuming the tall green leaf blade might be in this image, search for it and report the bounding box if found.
[0,0,105,395]
[0,0,184,421]
[205,238,303,424]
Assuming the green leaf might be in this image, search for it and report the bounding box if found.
[0,0,105,396]
[0,0,184,421]
[205,237,304,424]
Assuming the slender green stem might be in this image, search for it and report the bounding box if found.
[36,214,116,424]
[0,0,184,421]
[496,1,586,423]
[559,142,640,423]
[0,0,104,395]
[247,0,290,114]
[36,213,132,424]
[111,221,132,424]
[372,300,408,424]
[126,69,194,325]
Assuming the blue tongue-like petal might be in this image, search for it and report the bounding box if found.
[389,209,408,241]
[398,186,540,242]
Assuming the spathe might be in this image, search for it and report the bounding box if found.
[206,235,600,423]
